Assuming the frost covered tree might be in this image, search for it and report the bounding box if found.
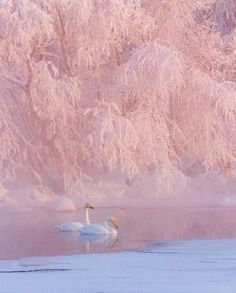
[0,0,235,194]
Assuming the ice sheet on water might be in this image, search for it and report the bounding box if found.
[148,238,236,256]
[0,238,236,293]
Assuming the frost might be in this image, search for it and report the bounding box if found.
[0,0,235,197]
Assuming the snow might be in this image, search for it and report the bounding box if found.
[1,238,236,292]
[1,169,236,212]
[0,0,235,213]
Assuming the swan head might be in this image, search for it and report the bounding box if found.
[85,202,94,209]
[106,217,118,230]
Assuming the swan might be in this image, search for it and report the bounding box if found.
[79,216,118,235]
[57,203,94,232]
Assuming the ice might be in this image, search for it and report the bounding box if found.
[1,238,236,293]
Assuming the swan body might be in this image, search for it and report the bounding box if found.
[57,203,94,232]
[79,217,118,235]
[57,221,84,232]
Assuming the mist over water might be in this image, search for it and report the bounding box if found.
[1,206,236,260]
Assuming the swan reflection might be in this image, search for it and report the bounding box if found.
[79,233,118,248]
[58,231,118,253]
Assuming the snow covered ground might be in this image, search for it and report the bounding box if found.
[1,238,236,293]
[1,169,236,213]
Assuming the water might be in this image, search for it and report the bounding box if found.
[1,206,236,260]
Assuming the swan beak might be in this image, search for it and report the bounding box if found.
[112,220,119,230]
[89,204,94,209]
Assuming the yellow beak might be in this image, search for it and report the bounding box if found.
[113,221,119,230]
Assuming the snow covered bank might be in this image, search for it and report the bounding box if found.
[0,0,236,213]
[0,169,236,212]
[1,238,236,293]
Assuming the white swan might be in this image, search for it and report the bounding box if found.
[79,216,118,235]
[57,203,94,232]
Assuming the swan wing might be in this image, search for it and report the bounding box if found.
[56,222,84,232]
[79,223,110,235]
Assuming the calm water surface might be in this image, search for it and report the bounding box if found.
[1,206,236,259]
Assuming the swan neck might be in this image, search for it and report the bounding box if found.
[85,208,90,225]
